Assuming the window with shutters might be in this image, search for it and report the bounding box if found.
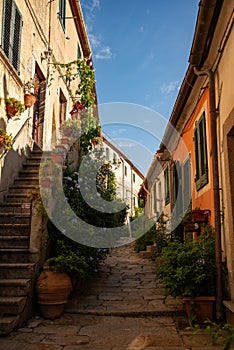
[1,0,23,73]
[153,183,157,215]
[77,42,82,59]
[59,0,66,31]
[183,155,192,212]
[106,147,110,161]
[164,167,170,205]
[194,112,209,191]
[59,90,67,125]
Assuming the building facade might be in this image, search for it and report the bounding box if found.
[0,0,95,198]
[143,0,234,320]
[103,136,144,216]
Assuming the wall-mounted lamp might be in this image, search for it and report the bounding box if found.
[41,49,52,62]
[155,149,172,162]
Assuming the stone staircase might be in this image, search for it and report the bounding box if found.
[0,144,43,335]
[139,244,157,259]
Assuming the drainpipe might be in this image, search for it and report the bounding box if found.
[193,67,222,320]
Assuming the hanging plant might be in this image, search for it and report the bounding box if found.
[0,128,13,150]
[5,98,25,118]
[49,59,96,109]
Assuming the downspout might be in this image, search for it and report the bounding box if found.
[193,67,222,320]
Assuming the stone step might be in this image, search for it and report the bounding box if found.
[5,194,31,203]
[25,156,41,163]
[14,178,39,186]
[0,249,38,263]
[18,169,39,178]
[0,279,31,297]
[0,296,26,316]
[0,235,29,248]
[8,185,37,194]
[0,316,18,335]
[0,203,31,214]
[0,263,36,279]
[139,250,154,259]
[23,162,40,170]
[0,213,31,224]
[0,223,30,235]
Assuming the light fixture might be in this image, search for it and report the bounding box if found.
[41,49,52,62]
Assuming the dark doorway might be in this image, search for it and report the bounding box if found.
[32,64,46,148]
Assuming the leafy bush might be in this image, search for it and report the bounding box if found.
[158,225,216,298]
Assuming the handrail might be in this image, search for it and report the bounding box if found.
[0,117,31,160]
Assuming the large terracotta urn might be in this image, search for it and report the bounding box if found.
[36,270,72,319]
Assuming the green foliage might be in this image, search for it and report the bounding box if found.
[134,214,169,253]
[158,225,216,298]
[50,59,95,108]
[0,128,13,150]
[6,97,25,114]
[47,221,108,279]
[188,321,234,350]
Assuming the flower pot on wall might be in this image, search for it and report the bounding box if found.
[183,296,215,323]
[6,103,19,118]
[24,93,37,108]
[36,270,72,319]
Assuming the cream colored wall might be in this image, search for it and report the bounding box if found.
[0,0,87,194]
[102,141,144,214]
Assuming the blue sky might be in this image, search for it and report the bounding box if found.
[80,0,199,174]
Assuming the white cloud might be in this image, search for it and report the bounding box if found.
[89,34,101,48]
[95,46,112,60]
[161,80,179,95]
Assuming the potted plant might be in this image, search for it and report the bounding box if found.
[158,225,216,323]
[23,78,39,108]
[36,261,72,320]
[5,97,25,118]
[0,128,13,150]
[69,100,84,119]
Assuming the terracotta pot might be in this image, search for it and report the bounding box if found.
[24,93,36,108]
[183,296,215,323]
[0,136,5,148]
[6,103,19,117]
[36,270,72,319]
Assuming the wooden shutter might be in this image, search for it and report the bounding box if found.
[59,0,66,30]
[12,5,22,72]
[183,156,191,213]
[2,0,22,73]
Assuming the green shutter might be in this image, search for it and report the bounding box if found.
[59,0,66,30]
[2,0,13,58]
[2,0,22,73]
[194,112,209,191]
[12,5,22,72]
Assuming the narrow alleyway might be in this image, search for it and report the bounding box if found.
[0,243,224,349]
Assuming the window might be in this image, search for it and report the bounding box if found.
[164,167,170,205]
[153,183,157,214]
[113,153,117,164]
[133,196,136,207]
[59,0,66,31]
[183,155,192,213]
[194,112,208,190]
[59,90,67,125]
[125,166,127,176]
[106,148,110,161]
[133,173,136,183]
[2,0,22,73]
[77,43,82,59]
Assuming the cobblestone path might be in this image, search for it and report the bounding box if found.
[0,243,224,349]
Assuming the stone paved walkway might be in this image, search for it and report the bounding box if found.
[0,243,224,349]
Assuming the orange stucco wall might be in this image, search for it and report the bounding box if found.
[173,87,215,226]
